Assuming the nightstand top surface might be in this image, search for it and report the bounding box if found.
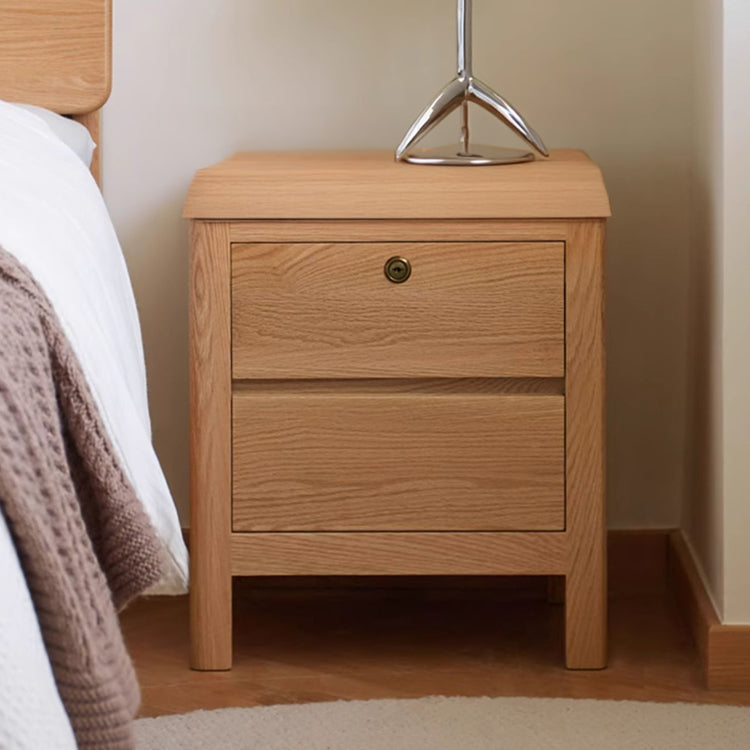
[183,149,610,220]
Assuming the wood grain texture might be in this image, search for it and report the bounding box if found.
[0,0,112,114]
[710,629,750,691]
[233,393,565,532]
[186,151,611,672]
[668,531,750,690]
[181,529,667,595]
[189,221,233,671]
[668,531,716,684]
[230,532,566,576]
[228,220,571,244]
[125,531,750,718]
[124,535,750,719]
[234,378,565,396]
[232,242,564,379]
[564,220,607,669]
[183,149,611,220]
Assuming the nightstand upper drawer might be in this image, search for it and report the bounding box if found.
[231,241,564,379]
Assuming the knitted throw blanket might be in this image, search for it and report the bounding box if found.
[0,247,163,750]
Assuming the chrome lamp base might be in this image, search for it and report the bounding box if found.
[402,144,534,166]
[396,0,547,166]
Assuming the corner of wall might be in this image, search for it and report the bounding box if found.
[682,0,724,619]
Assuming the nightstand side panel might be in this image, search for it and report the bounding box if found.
[189,220,233,670]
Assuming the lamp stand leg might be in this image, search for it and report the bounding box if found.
[395,0,548,165]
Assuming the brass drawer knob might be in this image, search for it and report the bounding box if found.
[384,256,412,284]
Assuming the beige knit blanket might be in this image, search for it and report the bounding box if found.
[0,247,163,750]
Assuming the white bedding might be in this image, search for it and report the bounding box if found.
[0,99,188,746]
[0,512,77,750]
[0,99,188,590]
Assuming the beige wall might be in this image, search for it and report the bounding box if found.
[684,0,724,617]
[103,0,694,530]
[720,0,750,624]
[685,0,750,624]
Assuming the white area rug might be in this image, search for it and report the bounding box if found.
[135,695,750,749]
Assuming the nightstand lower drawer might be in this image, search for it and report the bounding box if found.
[232,389,565,532]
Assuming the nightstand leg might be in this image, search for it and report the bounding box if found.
[190,542,232,671]
[565,559,606,669]
[189,221,233,670]
[564,220,607,670]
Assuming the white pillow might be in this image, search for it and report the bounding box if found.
[10,102,96,168]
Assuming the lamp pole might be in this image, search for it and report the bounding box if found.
[458,0,472,77]
[458,0,472,154]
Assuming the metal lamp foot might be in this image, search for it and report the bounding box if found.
[396,0,548,165]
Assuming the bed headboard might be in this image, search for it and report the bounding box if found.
[0,0,112,184]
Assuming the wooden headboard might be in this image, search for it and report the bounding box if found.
[0,0,112,184]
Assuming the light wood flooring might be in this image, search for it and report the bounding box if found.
[123,535,750,718]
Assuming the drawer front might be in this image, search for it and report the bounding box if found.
[231,242,564,379]
[232,391,565,532]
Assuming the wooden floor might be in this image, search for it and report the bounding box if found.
[123,572,750,718]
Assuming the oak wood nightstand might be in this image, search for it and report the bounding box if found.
[184,150,610,671]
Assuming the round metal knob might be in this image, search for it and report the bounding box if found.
[384,256,411,284]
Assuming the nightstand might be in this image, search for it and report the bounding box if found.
[184,150,610,671]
